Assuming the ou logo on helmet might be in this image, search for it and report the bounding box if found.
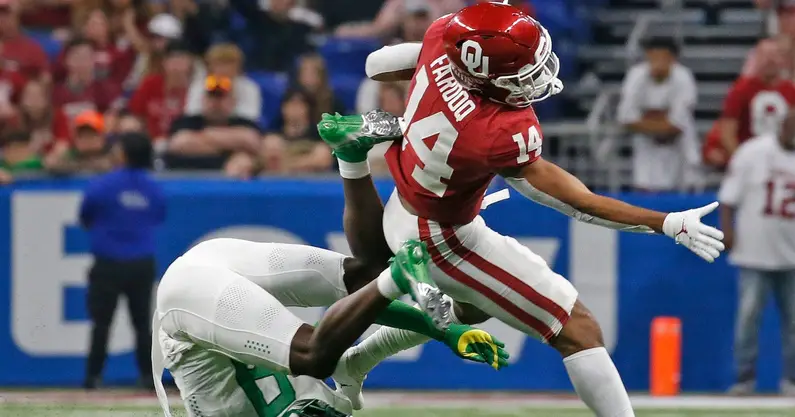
[460,40,490,77]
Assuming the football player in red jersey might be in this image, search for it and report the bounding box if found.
[319,4,725,416]
[704,38,795,168]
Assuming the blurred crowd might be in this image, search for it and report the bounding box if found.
[0,0,537,183]
[613,0,795,394]
[617,0,795,191]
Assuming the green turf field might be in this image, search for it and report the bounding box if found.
[2,391,794,417]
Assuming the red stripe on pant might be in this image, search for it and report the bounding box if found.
[440,226,571,328]
[418,218,556,340]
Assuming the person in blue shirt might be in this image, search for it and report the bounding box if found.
[79,132,166,389]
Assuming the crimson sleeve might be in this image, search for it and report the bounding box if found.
[487,124,542,171]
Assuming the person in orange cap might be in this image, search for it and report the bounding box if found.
[44,110,113,174]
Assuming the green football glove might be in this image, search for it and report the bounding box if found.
[442,323,510,370]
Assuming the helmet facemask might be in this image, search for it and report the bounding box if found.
[492,29,563,107]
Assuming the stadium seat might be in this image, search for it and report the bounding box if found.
[248,71,289,130]
[318,37,381,77]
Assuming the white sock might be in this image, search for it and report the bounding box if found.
[345,326,431,377]
[376,268,402,300]
[563,347,634,417]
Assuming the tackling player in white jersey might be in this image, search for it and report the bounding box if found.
[318,3,726,417]
[153,238,508,417]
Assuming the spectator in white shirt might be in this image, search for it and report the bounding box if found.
[718,110,795,396]
[184,43,262,123]
[617,37,701,191]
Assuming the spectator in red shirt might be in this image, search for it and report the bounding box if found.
[128,40,192,142]
[0,42,26,121]
[53,9,134,87]
[16,80,70,152]
[704,38,795,168]
[124,13,183,90]
[52,37,122,120]
[0,0,49,81]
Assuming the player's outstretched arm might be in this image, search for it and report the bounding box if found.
[510,158,725,262]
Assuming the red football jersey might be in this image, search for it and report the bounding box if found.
[52,80,122,120]
[385,15,541,225]
[1,35,49,80]
[128,74,187,140]
[721,76,795,143]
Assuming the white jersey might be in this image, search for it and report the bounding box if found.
[718,135,795,269]
[170,343,353,417]
[154,239,354,417]
[616,62,701,190]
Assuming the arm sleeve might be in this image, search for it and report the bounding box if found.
[616,65,645,124]
[717,145,751,206]
[504,177,655,233]
[365,43,422,79]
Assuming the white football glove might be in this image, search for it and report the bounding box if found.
[662,201,726,263]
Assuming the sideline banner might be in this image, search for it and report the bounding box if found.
[0,178,782,391]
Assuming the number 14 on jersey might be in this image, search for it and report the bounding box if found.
[512,126,542,164]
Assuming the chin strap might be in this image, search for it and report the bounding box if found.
[504,177,655,234]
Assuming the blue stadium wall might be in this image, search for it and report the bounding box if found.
[0,178,784,391]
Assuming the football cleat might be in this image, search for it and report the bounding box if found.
[317,110,403,162]
[390,240,452,331]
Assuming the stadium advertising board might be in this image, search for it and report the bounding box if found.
[0,178,784,391]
